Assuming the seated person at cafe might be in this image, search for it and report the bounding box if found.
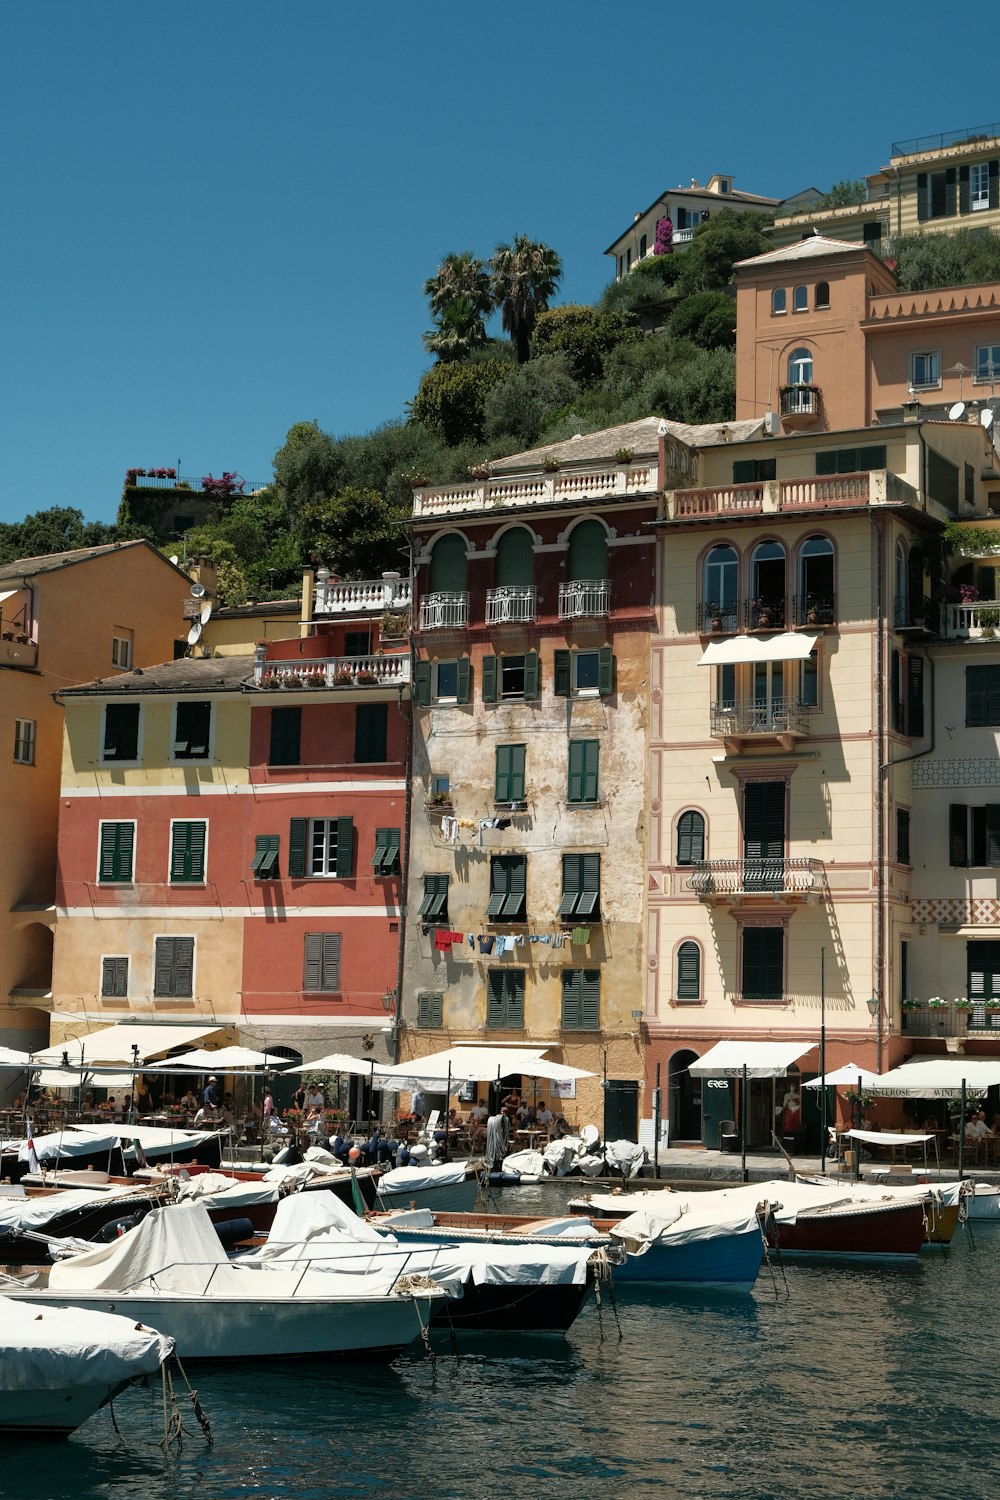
[516,1103,536,1128]
[966,1110,990,1139]
[536,1100,554,1130]
[82,1092,96,1112]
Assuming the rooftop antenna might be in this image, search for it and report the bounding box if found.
[946,362,973,401]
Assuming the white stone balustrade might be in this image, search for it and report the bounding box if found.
[254,654,410,688]
[313,574,411,615]
[412,461,658,519]
[666,469,922,521]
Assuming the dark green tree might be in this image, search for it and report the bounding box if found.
[820,179,868,208]
[297,485,407,579]
[423,296,488,363]
[531,305,640,384]
[483,355,579,446]
[668,290,737,350]
[674,209,774,297]
[0,507,122,567]
[890,228,1000,291]
[490,235,563,362]
[410,358,512,445]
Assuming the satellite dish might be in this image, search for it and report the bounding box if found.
[186,621,203,646]
[200,601,213,625]
[169,554,180,566]
[190,582,206,598]
[988,397,1000,412]
[949,402,966,421]
[982,408,995,430]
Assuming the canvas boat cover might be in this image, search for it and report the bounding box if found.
[0,1297,172,1392]
[609,1194,763,1251]
[251,1189,593,1289]
[576,1179,921,1226]
[0,1184,154,1234]
[174,1172,282,1209]
[376,1161,469,1196]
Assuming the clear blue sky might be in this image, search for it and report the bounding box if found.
[0,0,983,526]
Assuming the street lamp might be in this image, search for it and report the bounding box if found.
[866,996,880,1019]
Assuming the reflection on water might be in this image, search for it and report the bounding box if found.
[4,1190,995,1500]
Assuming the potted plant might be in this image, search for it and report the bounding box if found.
[926,995,948,1009]
[333,667,353,686]
[614,447,634,465]
[954,997,974,1012]
[468,463,491,480]
[381,610,408,640]
[427,789,452,806]
[901,998,920,1012]
[541,455,561,472]
[978,607,1000,638]
[356,667,377,684]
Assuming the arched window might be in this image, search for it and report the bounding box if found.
[797,535,835,625]
[772,288,787,315]
[494,527,534,588]
[677,942,701,1001]
[429,533,468,594]
[749,540,786,628]
[793,285,808,312]
[567,520,608,582]
[703,544,738,630]
[676,810,705,866]
[788,347,813,385]
[895,539,908,624]
[815,281,830,309]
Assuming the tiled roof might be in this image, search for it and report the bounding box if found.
[489,414,764,471]
[0,539,177,584]
[734,236,869,269]
[213,599,299,618]
[60,655,256,698]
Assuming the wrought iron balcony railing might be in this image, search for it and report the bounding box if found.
[418,591,470,631]
[792,593,836,627]
[485,586,536,625]
[710,700,809,738]
[698,601,740,633]
[746,597,786,630]
[686,857,822,898]
[559,579,610,619]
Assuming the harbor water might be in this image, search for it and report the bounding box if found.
[7,1184,998,1500]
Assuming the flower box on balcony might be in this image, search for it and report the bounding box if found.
[355,669,377,684]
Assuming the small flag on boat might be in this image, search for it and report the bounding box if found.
[350,1165,366,1217]
[134,1136,148,1169]
[25,1118,39,1176]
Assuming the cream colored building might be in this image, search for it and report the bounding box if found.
[647,417,998,1147]
[605,173,779,279]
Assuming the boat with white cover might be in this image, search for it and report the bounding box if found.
[0,1297,172,1436]
[243,1192,598,1333]
[374,1160,480,1213]
[1,1199,444,1361]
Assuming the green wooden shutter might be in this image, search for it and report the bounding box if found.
[568,520,608,582]
[554,650,570,698]
[355,704,388,763]
[907,657,924,737]
[967,666,989,726]
[580,969,600,1029]
[417,992,443,1027]
[916,171,929,221]
[732,459,757,483]
[482,655,497,703]
[509,970,525,1027]
[507,855,526,917]
[816,451,838,476]
[677,942,701,999]
[569,740,599,803]
[744,782,785,862]
[857,445,886,471]
[991,159,1000,211]
[99,822,133,882]
[487,858,507,918]
[495,527,534,587]
[372,827,401,874]
[523,650,539,701]
[959,164,971,214]
[321,933,342,989]
[153,938,174,995]
[288,818,308,878]
[303,933,323,990]
[969,940,1000,1000]
[269,707,301,766]
[577,853,600,917]
[252,833,279,877]
[677,810,704,865]
[561,970,581,1028]
[173,937,194,997]
[743,928,781,1000]
[598,646,614,697]
[950,804,969,866]
[414,661,431,706]
[102,956,128,998]
[429,533,468,592]
[456,656,472,704]
[987,806,1000,868]
[334,816,354,877]
[171,821,205,882]
[897,809,911,865]
[559,855,581,917]
[496,745,526,802]
[487,970,506,1027]
[891,651,903,731]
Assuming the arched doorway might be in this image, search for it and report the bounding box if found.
[667,1049,701,1143]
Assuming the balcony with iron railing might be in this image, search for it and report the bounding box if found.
[697,601,740,634]
[559,579,610,620]
[779,384,821,419]
[746,597,787,631]
[686,857,823,901]
[665,469,923,523]
[894,595,940,633]
[711,699,810,749]
[792,593,836,627]
[485,585,536,626]
[254,654,410,690]
[418,592,470,631]
[901,1002,1000,1036]
[313,572,411,617]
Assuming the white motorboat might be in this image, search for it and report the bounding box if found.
[0,1297,172,1436]
[374,1160,480,1213]
[2,1200,444,1362]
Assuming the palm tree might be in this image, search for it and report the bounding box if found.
[422,297,487,363]
[490,236,563,363]
[424,252,493,321]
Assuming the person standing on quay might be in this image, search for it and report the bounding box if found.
[486,1106,512,1171]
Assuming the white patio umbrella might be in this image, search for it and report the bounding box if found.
[284,1054,378,1076]
[802,1063,883,1089]
[144,1046,292,1072]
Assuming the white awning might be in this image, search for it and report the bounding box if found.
[688,1040,816,1079]
[699,632,819,666]
[843,1129,934,1146]
[285,1053,379,1077]
[803,1063,883,1089]
[32,1023,223,1068]
[145,1046,292,1073]
[871,1058,1000,1098]
[377,1046,594,1092]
